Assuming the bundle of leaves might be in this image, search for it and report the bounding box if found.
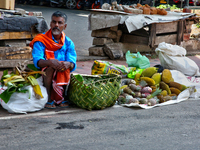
[0,64,44,103]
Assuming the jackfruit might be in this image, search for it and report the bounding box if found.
[169,87,181,96]
[140,77,155,86]
[151,73,161,86]
[159,81,171,95]
[168,81,183,91]
[141,67,158,78]
[161,69,173,84]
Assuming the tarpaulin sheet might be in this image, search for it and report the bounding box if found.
[88,9,196,32]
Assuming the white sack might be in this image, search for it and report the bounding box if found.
[155,42,200,76]
[0,77,48,114]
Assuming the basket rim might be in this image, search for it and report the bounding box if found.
[71,73,122,85]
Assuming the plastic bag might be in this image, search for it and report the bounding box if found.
[0,77,48,114]
[127,68,145,79]
[125,51,150,69]
[155,42,200,76]
[91,60,131,75]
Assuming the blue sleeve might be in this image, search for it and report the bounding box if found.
[32,41,45,69]
[65,37,77,72]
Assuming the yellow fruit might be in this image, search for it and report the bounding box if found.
[181,84,187,91]
[160,81,171,95]
[169,87,181,96]
[161,69,173,84]
[140,77,155,86]
[151,73,161,86]
[134,73,141,85]
[141,67,158,78]
[160,90,168,96]
[168,81,183,91]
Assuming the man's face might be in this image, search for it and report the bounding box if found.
[50,16,67,36]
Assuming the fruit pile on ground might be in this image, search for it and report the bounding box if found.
[118,67,188,106]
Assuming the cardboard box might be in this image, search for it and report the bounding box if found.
[0,0,15,10]
[9,0,15,10]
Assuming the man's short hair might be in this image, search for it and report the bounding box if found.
[52,11,67,23]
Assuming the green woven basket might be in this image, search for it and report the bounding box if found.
[68,74,122,110]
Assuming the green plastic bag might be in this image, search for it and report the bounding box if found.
[126,51,150,69]
[127,68,145,79]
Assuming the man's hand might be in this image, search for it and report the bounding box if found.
[48,59,63,71]
[61,61,71,72]
[38,59,72,72]
[49,60,71,72]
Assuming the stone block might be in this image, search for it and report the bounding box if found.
[180,39,200,52]
[91,29,117,39]
[103,43,123,59]
[92,37,114,46]
[88,46,106,56]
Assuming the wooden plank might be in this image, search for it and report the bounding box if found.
[121,43,153,53]
[0,46,32,59]
[149,23,156,47]
[177,20,184,45]
[156,22,178,34]
[0,31,38,40]
[130,28,149,37]
[120,34,149,45]
[155,34,177,45]
[0,60,33,68]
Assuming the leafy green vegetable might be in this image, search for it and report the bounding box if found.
[74,74,84,82]
[0,82,28,103]
[196,23,200,28]
[156,4,179,10]
[27,64,41,78]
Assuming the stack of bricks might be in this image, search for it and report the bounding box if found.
[88,26,123,59]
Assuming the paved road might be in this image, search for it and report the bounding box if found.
[15,4,93,57]
[1,100,200,150]
[1,4,200,150]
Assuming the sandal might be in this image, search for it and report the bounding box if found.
[59,101,69,108]
[45,101,56,109]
